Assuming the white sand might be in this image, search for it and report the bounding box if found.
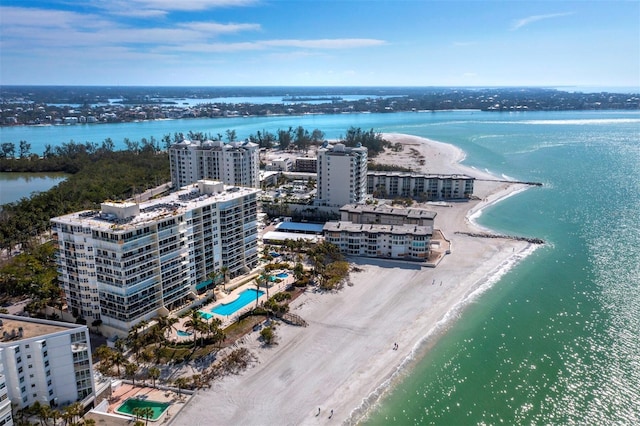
[175,134,536,426]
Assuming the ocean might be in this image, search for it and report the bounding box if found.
[2,109,639,424]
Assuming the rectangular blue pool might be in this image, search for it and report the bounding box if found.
[212,289,265,316]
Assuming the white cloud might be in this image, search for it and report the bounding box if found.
[510,12,574,31]
[90,0,258,16]
[261,39,386,49]
[179,22,261,34]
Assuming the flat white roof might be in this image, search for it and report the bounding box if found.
[52,181,259,231]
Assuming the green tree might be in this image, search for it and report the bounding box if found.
[260,326,276,345]
[125,362,139,387]
[225,129,237,142]
[19,140,31,158]
[174,377,190,398]
[219,266,229,290]
[1,142,15,158]
[184,309,205,347]
[148,366,161,388]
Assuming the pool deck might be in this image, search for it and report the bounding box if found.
[88,383,189,424]
[170,270,295,341]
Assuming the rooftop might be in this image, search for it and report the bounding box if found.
[340,203,437,220]
[0,315,83,343]
[368,170,475,180]
[52,180,260,231]
[323,221,433,236]
[275,221,325,234]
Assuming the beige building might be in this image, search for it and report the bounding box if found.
[367,171,475,200]
[323,221,432,261]
[169,139,260,189]
[324,204,437,261]
[339,204,437,228]
[51,180,259,336]
[316,142,367,207]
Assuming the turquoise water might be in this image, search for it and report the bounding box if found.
[3,108,639,423]
[213,289,265,316]
[176,330,192,337]
[276,272,289,279]
[116,398,170,420]
[363,112,640,424]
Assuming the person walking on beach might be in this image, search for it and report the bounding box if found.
[316,408,321,416]
[329,409,334,419]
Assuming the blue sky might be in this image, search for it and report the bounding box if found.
[1,0,638,87]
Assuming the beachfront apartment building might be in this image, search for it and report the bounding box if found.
[0,315,95,412]
[51,180,260,337]
[169,140,260,189]
[367,171,475,200]
[339,204,437,228]
[324,203,437,261]
[294,157,317,173]
[316,142,368,207]
[0,348,12,426]
[323,221,432,261]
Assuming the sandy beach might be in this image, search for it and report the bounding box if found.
[174,134,536,425]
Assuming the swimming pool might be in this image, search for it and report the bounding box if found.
[276,272,289,278]
[212,289,265,316]
[116,398,170,421]
[176,330,192,337]
[198,311,213,320]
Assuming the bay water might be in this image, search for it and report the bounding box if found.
[0,172,68,206]
[2,109,639,423]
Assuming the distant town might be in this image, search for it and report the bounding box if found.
[1,86,638,126]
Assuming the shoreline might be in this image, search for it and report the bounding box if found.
[175,134,540,426]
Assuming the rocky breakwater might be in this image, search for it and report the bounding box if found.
[455,231,545,245]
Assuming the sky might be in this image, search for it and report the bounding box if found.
[0,0,638,88]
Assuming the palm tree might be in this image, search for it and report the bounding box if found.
[62,402,82,426]
[125,362,139,387]
[260,269,272,299]
[184,309,204,347]
[174,377,189,399]
[207,318,225,348]
[155,315,179,344]
[111,351,127,377]
[148,366,161,388]
[219,266,229,290]
[140,407,154,425]
[255,276,264,309]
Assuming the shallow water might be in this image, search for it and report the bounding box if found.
[363,111,640,424]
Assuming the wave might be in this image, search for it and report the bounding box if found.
[347,243,542,425]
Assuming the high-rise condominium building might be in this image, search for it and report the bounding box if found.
[51,180,259,336]
[169,140,260,189]
[316,142,368,207]
[0,345,12,426]
[0,315,95,412]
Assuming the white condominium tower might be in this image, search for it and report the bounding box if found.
[51,180,260,337]
[169,140,260,189]
[316,142,368,207]
[0,315,95,411]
